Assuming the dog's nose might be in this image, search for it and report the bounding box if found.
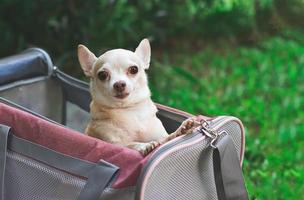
[113,81,126,92]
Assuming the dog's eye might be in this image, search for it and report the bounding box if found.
[129,66,138,75]
[97,71,109,81]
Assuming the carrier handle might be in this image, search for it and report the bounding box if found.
[0,48,53,86]
[77,161,119,200]
[212,134,249,200]
[0,125,10,200]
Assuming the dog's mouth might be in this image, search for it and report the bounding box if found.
[114,92,129,99]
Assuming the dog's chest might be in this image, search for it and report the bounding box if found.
[116,106,153,133]
[90,101,164,143]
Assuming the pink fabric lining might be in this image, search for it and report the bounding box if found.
[0,102,149,188]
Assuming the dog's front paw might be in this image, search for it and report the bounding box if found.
[128,141,160,156]
[139,141,160,156]
[178,117,201,136]
[163,117,200,143]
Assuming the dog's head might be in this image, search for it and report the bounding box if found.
[78,39,151,108]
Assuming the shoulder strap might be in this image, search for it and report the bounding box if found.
[213,134,249,200]
[77,161,119,200]
[0,125,10,200]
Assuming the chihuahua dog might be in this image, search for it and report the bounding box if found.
[78,39,199,155]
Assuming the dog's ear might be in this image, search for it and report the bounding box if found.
[78,44,97,77]
[135,38,151,69]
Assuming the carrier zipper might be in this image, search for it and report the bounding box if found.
[136,116,240,199]
[146,115,244,169]
[149,116,229,159]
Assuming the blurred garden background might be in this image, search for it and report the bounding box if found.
[0,0,303,199]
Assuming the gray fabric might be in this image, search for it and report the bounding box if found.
[66,101,90,133]
[5,150,86,200]
[0,125,10,200]
[9,134,118,179]
[137,116,246,200]
[55,69,91,112]
[0,79,63,123]
[139,135,218,200]
[213,135,248,200]
[0,76,46,91]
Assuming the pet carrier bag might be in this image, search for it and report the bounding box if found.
[0,48,248,200]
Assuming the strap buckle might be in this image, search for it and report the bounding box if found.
[198,119,226,148]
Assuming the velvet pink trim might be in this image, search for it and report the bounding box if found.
[0,102,207,188]
[0,102,149,188]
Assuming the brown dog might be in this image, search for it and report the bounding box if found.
[78,39,199,155]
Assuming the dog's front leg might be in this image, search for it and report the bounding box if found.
[127,141,160,156]
[161,117,201,144]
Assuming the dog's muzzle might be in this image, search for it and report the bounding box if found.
[113,81,126,92]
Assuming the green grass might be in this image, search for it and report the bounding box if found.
[149,37,304,199]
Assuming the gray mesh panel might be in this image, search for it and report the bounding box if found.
[143,139,218,200]
[66,101,90,133]
[142,118,244,200]
[0,79,63,123]
[4,151,86,200]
